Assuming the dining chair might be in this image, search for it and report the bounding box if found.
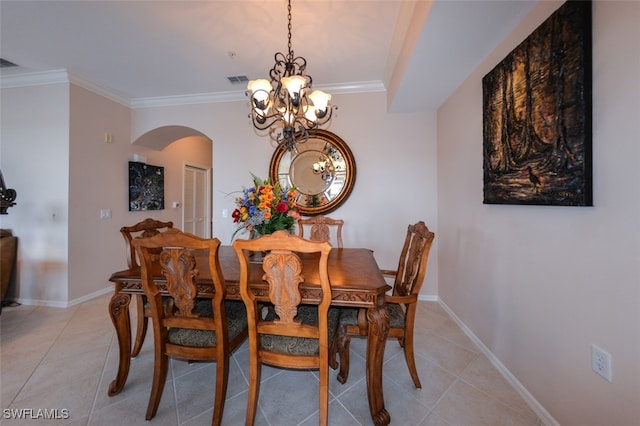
[233,230,339,426]
[120,218,174,357]
[336,221,435,388]
[132,229,248,425]
[297,215,344,248]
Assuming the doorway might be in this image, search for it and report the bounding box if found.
[183,164,210,238]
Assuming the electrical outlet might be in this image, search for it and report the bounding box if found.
[591,344,612,382]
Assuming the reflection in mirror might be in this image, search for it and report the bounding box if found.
[270,130,356,216]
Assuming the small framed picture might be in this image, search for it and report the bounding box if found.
[128,161,164,211]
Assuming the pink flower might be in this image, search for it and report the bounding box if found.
[288,210,301,220]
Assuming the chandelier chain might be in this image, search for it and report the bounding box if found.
[287,0,293,58]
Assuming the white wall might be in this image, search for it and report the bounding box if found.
[0,83,70,305]
[437,1,640,424]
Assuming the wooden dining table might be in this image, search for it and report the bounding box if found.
[107,245,392,425]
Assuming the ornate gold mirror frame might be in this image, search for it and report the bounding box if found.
[269,129,356,216]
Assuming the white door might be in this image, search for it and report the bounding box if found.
[183,165,210,238]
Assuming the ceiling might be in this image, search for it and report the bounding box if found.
[0,0,538,112]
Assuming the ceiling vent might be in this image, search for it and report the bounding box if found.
[227,75,249,85]
[0,58,19,68]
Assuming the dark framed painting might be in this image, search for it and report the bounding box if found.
[128,161,164,211]
[482,1,592,206]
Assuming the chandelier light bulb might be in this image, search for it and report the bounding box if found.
[247,79,273,109]
[281,75,307,102]
[309,90,331,116]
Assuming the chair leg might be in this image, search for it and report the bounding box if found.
[212,357,230,426]
[245,358,261,426]
[328,332,338,370]
[403,333,422,389]
[336,325,351,385]
[146,352,169,420]
[131,295,148,357]
[319,359,329,426]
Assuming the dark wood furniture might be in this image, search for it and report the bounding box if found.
[0,229,18,311]
[108,245,392,425]
[234,231,337,425]
[120,218,174,357]
[0,169,17,215]
[337,221,435,389]
[132,229,247,424]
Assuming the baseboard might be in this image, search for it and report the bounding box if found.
[12,286,112,309]
[418,294,439,302]
[435,297,559,426]
[9,297,68,308]
[67,287,113,307]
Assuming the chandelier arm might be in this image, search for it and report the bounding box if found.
[249,113,281,131]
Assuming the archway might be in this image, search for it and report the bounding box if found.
[133,125,210,150]
[132,125,213,237]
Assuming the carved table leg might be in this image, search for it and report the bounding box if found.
[366,305,390,425]
[131,294,148,358]
[108,292,132,396]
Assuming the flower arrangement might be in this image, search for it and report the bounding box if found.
[232,174,301,239]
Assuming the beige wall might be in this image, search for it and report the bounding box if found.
[1,83,213,305]
[68,84,132,301]
[437,1,640,424]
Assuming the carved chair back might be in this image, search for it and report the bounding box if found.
[120,218,174,268]
[390,221,435,299]
[297,215,344,248]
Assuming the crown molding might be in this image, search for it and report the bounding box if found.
[1,69,386,109]
[0,69,69,88]
[67,72,131,107]
[130,80,386,109]
[0,69,131,107]
[129,90,244,108]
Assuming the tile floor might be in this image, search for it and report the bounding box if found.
[1,294,544,425]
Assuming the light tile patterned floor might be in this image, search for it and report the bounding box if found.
[0,294,543,425]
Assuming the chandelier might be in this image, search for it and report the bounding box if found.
[246,0,335,152]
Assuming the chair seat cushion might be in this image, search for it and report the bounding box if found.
[339,303,406,330]
[167,300,247,347]
[260,305,340,356]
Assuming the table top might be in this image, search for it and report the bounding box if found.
[110,246,391,308]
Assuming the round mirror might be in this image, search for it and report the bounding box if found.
[270,129,356,216]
